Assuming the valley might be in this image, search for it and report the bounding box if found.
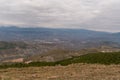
[0,0,120,79]
[0,27,120,80]
[0,27,120,63]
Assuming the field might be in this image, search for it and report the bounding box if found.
[0,64,120,80]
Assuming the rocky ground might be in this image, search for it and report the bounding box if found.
[0,63,120,80]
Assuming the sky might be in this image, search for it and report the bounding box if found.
[0,0,120,32]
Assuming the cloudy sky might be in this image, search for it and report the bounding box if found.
[0,0,120,32]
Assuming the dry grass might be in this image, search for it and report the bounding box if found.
[0,63,120,80]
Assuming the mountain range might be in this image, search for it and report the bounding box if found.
[0,26,120,62]
[0,26,120,46]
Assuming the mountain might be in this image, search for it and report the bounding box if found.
[0,26,120,45]
[0,26,112,40]
[0,26,120,62]
[0,26,120,49]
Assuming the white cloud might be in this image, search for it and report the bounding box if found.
[0,0,120,32]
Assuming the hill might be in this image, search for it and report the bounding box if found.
[0,27,120,63]
[0,64,120,80]
[0,27,120,50]
[0,52,120,69]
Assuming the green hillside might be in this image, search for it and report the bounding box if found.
[0,52,120,69]
[57,52,120,65]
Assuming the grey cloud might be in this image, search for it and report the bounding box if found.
[81,1,120,32]
[0,0,120,32]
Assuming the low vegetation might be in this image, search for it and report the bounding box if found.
[57,52,120,65]
[1,64,120,80]
[0,52,120,69]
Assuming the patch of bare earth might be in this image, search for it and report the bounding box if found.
[0,63,120,80]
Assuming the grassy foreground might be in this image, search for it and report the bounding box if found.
[0,64,120,80]
[0,52,120,80]
[0,52,120,69]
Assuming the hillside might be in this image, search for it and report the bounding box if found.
[0,52,120,80]
[0,27,120,47]
[0,52,120,69]
[0,64,120,80]
[0,40,120,63]
[0,27,120,63]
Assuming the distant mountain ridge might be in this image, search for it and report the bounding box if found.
[0,26,120,63]
[0,26,120,46]
[0,27,111,39]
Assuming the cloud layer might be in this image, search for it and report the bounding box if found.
[0,0,120,32]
